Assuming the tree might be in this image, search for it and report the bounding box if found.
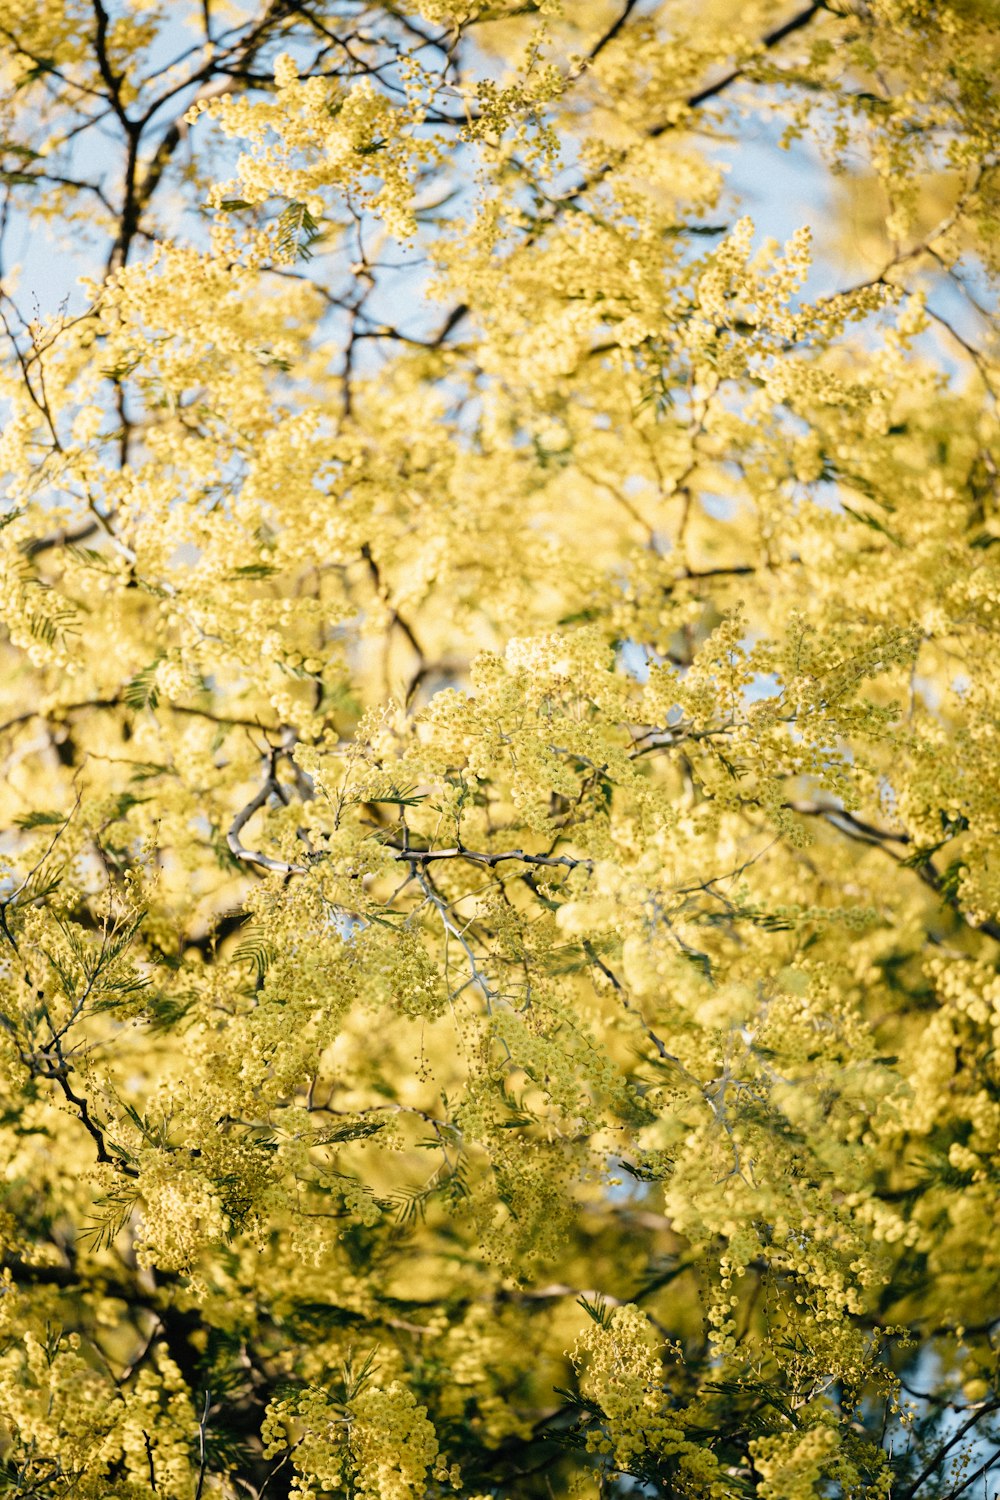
[0,0,999,1494]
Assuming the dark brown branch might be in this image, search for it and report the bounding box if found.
[36,1054,139,1178]
[936,1440,1000,1500]
[670,1,826,122]
[585,0,641,64]
[901,1401,1000,1500]
[194,1389,211,1500]
[2,170,117,215]
[538,0,829,226]
[786,801,910,846]
[790,801,1000,946]
[91,0,135,130]
[227,741,310,877]
[583,939,700,1083]
[0,301,65,453]
[384,842,593,872]
[360,543,427,691]
[0,698,282,738]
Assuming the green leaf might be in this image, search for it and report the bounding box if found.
[312,1119,389,1145]
[142,990,198,1031]
[67,545,115,570]
[128,761,173,781]
[841,504,902,545]
[679,948,713,982]
[365,783,426,808]
[275,200,322,262]
[577,1294,615,1329]
[78,1186,139,1251]
[286,1302,367,1333]
[12,866,64,909]
[13,810,66,830]
[343,1344,381,1400]
[938,858,966,900]
[232,927,276,979]
[124,656,163,710]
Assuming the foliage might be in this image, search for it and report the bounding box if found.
[1,1,1000,1496]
